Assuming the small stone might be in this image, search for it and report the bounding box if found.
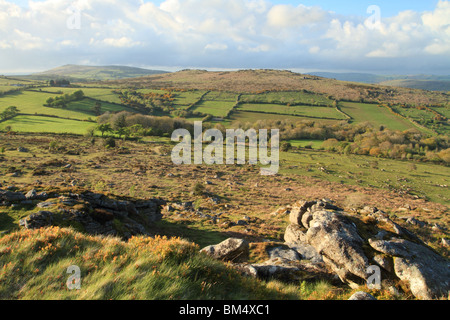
[348,292,377,300]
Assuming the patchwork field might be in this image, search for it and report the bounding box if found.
[192,100,236,118]
[339,102,419,131]
[238,103,347,120]
[0,115,94,134]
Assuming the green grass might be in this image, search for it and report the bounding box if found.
[0,227,310,300]
[192,101,235,117]
[173,90,207,109]
[230,110,341,124]
[340,102,418,131]
[0,90,132,121]
[203,91,237,102]
[0,115,95,134]
[240,91,333,106]
[280,149,450,206]
[287,140,324,149]
[238,103,347,119]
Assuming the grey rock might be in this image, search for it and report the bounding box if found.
[201,238,249,263]
[373,254,394,273]
[20,211,54,229]
[406,217,427,227]
[37,201,56,208]
[0,190,26,202]
[287,243,323,264]
[289,200,317,225]
[284,224,308,244]
[348,292,377,300]
[250,258,336,283]
[267,247,301,261]
[369,238,450,300]
[236,220,248,226]
[304,210,369,289]
[442,238,450,247]
[25,189,37,200]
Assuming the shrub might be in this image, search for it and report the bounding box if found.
[104,137,116,149]
[192,182,205,196]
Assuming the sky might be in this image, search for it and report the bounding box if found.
[0,0,449,74]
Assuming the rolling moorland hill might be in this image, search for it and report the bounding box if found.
[27,64,169,82]
[308,72,450,92]
[101,69,450,106]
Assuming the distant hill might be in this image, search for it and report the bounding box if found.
[27,64,169,81]
[377,79,450,92]
[307,72,450,92]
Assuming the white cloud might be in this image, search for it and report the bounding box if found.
[0,0,448,73]
[205,43,228,51]
[267,4,327,28]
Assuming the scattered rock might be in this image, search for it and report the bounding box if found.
[406,217,427,228]
[201,238,250,263]
[0,190,26,202]
[37,201,56,208]
[25,189,37,200]
[348,292,377,301]
[19,211,54,229]
[236,220,248,226]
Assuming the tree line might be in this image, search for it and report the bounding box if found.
[45,90,85,108]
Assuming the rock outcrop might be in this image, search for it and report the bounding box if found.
[283,199,450,300]
[5,187,165,240]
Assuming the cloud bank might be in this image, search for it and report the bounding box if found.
[0,0,449,74]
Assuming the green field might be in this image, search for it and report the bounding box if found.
[287,140,325,149]
[0,115,94,134]
[203,91,237,101]
[340,102,418,131]
[238,103,347,119]
[173,90,207,109]
[394,106,435,121]
[0,90,132,120]
[240,91,333,106]
[192,100,235,117]
[230,110,342,124]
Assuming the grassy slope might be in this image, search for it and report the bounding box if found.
[0,226,338,300]
[340,102,419,132]
[30,65,169,81]
[378,79,450,92]
[0,115,94,134]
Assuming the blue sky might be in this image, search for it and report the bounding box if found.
[1,0,449,74]
[10,0,440,16]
